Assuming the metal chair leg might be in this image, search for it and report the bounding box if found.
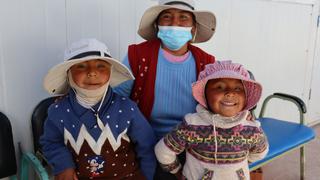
[301,146,305,180]
[20,152,49,180]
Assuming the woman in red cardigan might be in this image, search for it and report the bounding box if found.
[114,0,216,179]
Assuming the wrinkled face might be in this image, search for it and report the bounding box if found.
[157,8,196,33]
[205,78,246,117]
[69,60,111,90]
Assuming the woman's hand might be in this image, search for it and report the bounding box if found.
[54,168,78,180]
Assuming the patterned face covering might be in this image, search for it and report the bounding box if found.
[157,26,193,51]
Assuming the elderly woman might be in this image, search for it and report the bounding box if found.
[114,0,216,179]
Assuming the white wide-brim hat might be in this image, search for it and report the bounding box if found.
[43,38,134,95]
[138,0,216,43]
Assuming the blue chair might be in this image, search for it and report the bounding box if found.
[0,112,49,180]
[249,93,315,180]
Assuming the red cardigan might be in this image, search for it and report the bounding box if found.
[128,39,215,119]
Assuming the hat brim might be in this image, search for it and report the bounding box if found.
[138,5,216,43]
[192,74,262,111]
[43,56,134,95]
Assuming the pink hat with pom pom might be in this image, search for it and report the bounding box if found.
[192,60,262,111]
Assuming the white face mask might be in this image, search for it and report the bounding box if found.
[157,26,193,51]
[68,72,109,108]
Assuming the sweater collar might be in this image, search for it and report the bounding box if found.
[69,87,113,117]
[196,104,249,128]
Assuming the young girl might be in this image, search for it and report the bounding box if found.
[155,61,269,180]
[40,38,156,180]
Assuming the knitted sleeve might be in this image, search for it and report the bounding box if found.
[154,120,189,173]
[127,103,156,180]
[248,127,269,162]
[40,116,75,175]
[113,54,134,97]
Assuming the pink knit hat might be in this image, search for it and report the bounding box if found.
[192,61,262,111]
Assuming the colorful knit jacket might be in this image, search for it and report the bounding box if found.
[40,89,156,180]
[155,105,269,180]
[128,39,215,119]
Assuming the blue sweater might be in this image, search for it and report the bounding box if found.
[40,88,156,179]
[114,48,197,140]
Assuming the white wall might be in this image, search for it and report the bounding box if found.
[0,1,320,177]
[197,0,319,123]
[308,14,320,125]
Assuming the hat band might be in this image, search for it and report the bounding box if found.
[68,51,111,60]
[164,1,194,10]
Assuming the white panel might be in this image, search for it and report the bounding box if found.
[66,0,103,44]
[198,0,315,123]
[196,0,233,58]
[134,0,158,44]
[0,0,46,151]
[44,0,68,72]
[100,0,158,61]
[117,0,158,60]
[232,1,313,123]
[0,0,21,162]
[306,59,320,123]
[101,0,120,59]
[0,0,4,112]
[308,23,320,124]
[0,0,67,152]
[268,0,315,5]
[119,0,136,59]
[0,31,6,113]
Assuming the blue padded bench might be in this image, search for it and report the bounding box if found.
[249,93,316,180]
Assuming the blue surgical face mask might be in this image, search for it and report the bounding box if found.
[157,26,193,51]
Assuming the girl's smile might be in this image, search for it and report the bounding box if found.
[205,78,246,117]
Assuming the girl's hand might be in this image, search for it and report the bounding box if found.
[246,112,255,121]
[54,168,78,180]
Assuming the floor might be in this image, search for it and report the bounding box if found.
[262,124,320,180]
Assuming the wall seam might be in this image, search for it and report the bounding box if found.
[0,30,8,113]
